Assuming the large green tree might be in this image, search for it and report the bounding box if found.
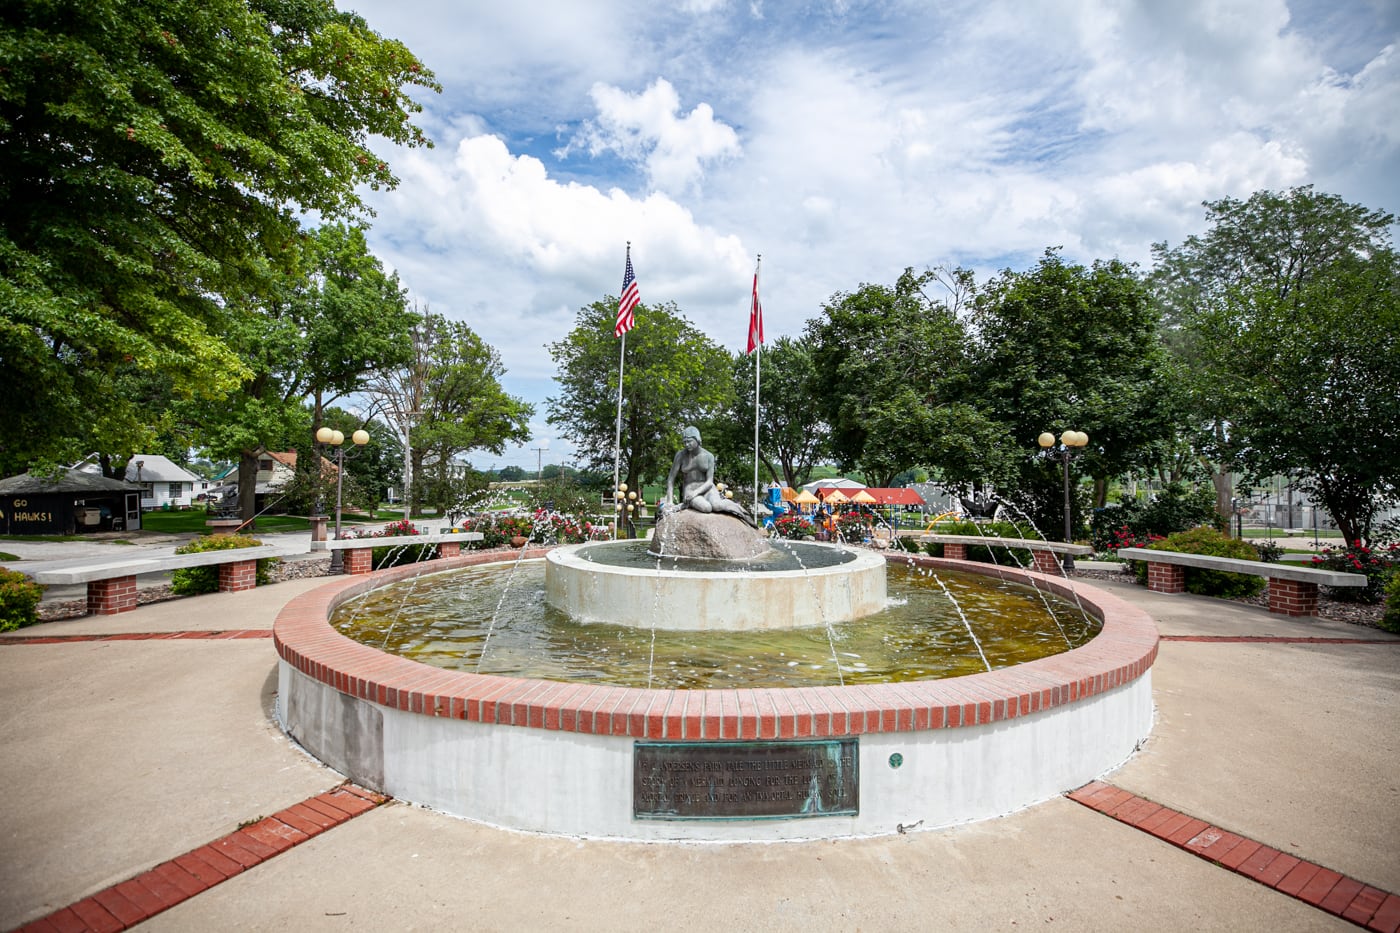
[805,268,992,488]
[1154,187,1399,544]
[547,299,733,498]
[367,313,533,517]
[182,224,416,520]
[711,337,830,491]
[1151,186,1397,522]
[0,0,437,474]
[970,251,1174,536]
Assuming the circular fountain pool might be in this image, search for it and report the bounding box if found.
[274,548,1157,841]
[331,558,1099,688]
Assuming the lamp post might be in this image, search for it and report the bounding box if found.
[1038,429,1089,570]
[317,426,369,573]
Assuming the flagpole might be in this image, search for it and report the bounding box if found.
[751,255,762,520]
[612,330,626,540]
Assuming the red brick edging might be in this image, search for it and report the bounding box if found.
[272,549,1159,741]
[10,784,388,933]
[1069,781,1400,931]
[1,631,272,645]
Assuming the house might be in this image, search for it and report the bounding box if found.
[120,455,204,510]
[207,450,338,514]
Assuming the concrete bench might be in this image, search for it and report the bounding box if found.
[1116,547,1366,617]
[918,534,1094,574]
[326,532,485,574]
[18,545,292,615]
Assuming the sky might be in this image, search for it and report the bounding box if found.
[343,0,1400,471]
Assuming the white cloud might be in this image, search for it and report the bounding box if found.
[345,0,1399,467]
[563,79,742,194]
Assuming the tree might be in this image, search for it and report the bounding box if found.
[547,299,733,497]
[0,0,437,474]
[805,268,986,487]
[1152,186,1398,540]
[712,337,830,490]
[183,224,415,520]
[1192,251,1400,544]
[367,311,533,517]
[970,251,1174,536]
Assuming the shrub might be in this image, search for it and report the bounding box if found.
[170,534,276,595]
[371,542,433,569]
[773,513,814,540]
[0,568,45,632]
[1132,527,1264,599]
[925,520,1036,566]
[1091,483,1219,550]
[1310,542,1398,604]
[1381,573,1400,633]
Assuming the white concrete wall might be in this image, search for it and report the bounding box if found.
[280,661,1153,842]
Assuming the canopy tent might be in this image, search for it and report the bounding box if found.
[850,490,877,504]
[821,489,850,504]
[779,487,799,501]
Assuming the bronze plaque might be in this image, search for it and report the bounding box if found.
[634,740,858,820]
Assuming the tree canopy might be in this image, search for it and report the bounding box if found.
[546,298,733,495]
[1153,187,1399,543]
[0,0,438,474]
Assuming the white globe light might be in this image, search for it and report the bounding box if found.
[330,430,345,446]
[618,483,628,493]
[1038,432,1055,448]
[316,426,335,444]
[352,429,370,446]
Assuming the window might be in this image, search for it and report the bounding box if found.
[169,483,182,499]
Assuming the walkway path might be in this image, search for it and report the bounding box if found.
[0,567,1396,931]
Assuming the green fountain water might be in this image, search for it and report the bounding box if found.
[331,560,1099,689]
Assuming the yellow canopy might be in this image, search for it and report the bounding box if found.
[780,487,799,501]
[851,490,877,504]
[822,489,850,504]
[793,490,820,504]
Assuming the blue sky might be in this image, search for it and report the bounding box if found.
[344,0,1400,470]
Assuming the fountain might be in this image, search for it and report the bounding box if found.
[275,428,1157,841]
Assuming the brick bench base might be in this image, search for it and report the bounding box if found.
[1267,578,1319,617]
[88,576,139,615]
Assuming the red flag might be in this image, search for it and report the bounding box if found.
[746,259,763,354]
[616,246,639,337]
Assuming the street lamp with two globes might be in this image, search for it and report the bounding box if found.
[316,426,369,573]
[1038,429,1090,570]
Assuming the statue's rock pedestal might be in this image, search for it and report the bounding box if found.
[651,509,770,561]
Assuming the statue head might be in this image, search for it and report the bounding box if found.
[682,425,701,449]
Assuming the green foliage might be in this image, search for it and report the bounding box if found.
[773,514,815,540]
[974,250,1176,515]
[1134,528,1264,599]
[806,268,989,487]
[1310,542,1399,604]
[170,534,275,595]
[711,338,830,490]
[923,520,1038,565]
[0,0,438,474]
[547,298,733,492]
[1090,483,1219,550]
[1152,187,1400,545]
[1381,574,1400,634]
[0,568,45,632]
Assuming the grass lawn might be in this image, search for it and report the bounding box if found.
[139,508,401,535]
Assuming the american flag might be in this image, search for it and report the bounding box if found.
[746,259,764,354]
[616,246,639,337]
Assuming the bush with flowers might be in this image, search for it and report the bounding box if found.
[531,509,602,545]
[1311,541,1398,604]
[773,513,814,540]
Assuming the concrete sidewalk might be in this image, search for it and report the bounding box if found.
[1,572,1396,931]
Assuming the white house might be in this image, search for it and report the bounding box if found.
[122,455,204,510]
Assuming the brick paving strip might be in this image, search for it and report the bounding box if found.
[0,631,273,645]
[1160,635,1398,644]
[7,783,389,933]
[1068,781,1400,932]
